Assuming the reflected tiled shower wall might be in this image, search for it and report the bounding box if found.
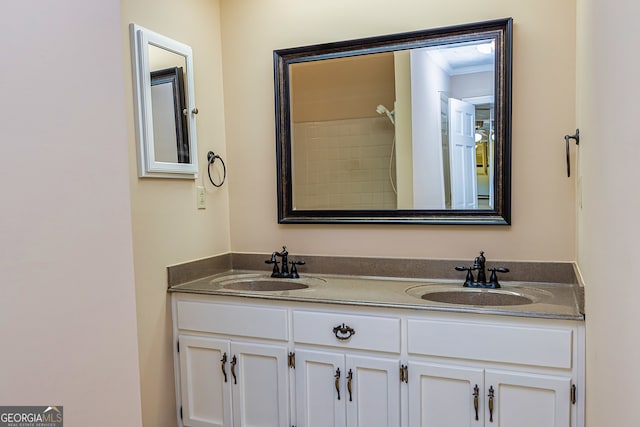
[292,116,397,210]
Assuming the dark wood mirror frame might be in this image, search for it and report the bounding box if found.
[274,18,512,225]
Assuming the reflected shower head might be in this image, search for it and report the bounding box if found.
[376,104,395,125]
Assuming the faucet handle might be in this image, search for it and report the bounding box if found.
[265,253,280,277]
[455,266,475,287]
[487,267,509,288]
[290,260,305,278]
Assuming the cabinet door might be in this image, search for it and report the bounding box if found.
[407,361,484,427]
[178,335,232,427]
[484,369,571,427]
[295,349,346,427]
[345,355,401,427]
[230,341,290,427]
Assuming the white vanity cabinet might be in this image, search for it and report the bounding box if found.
[408,362,572,426]
[177,335,231,427]
[172,293,584,427]
[174,299,291,427]
[292,310,402,427]
[406,317,579,427]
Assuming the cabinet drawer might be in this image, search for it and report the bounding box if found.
[407,319,573,369]
[293,310,400,353]
[176,300,288,341]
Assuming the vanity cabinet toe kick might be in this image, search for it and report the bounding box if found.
[171,294,584,427]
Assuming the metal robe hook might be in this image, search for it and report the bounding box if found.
[563,129,580,177]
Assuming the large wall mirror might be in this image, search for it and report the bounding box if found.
[274,18,512,224]
[130,24,199,178]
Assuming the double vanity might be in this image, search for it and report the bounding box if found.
[169,251,584,427]
[131,11,583,427]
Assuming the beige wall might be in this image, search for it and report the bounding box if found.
[576,0,640,425]
[221,0,577,261]
[120,0,230,425]
[1,0,142,425]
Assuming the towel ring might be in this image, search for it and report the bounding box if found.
[207,151,226,187]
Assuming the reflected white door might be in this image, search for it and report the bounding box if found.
[448,98,478,209]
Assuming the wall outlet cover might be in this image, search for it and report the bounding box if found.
[197,186,206,209]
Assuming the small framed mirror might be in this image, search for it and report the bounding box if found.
[130,24,199,178]
[274,18,512,224]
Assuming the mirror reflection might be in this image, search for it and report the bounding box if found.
[275,19,512,224]
[290,40,495,211]
[148,47,189,164]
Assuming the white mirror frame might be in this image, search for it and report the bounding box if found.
[130,23,199,178]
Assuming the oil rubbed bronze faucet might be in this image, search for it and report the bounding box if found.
[265,246,306,278]
[455,251,509,289]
